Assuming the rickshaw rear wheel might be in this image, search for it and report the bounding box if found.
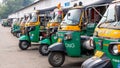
[13,32,17,36]
[48,52,65,67]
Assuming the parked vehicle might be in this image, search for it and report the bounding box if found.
[48,0,112,67]
[19,14,32,36]
[81,1,120,68]
[2,18,13,27]
[39,6,69,56]
[11,18,22,37]
[19,10,50,50]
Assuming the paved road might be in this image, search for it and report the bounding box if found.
[0,24,86,68]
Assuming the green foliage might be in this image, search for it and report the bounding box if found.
[0,0,34,19]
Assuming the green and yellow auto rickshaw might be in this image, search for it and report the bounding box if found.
[19,14,32,36]
[11,18,23,37]
[39,7,69,56]
[19,10,49,50]
[2,19,8,27]
[47,2,109,67]
[13,16,29,38]
[81,1,120,68]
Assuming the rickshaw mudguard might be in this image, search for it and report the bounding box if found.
[13,30,21,33]
[81,55,113,68]
[39,38,51,45]
[19,35,30,42]
[48,42,65,52]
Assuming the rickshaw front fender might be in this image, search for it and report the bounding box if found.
[39,38,51,45]
[81,56,113,68]
[19,35,30,42]
[48,42,65,52]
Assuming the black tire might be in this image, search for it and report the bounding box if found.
[48,52,65,67]
[13,32,17,36]
[39,44,49,56]
[19,41,30,50]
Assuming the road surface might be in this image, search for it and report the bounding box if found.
[0,24,86,68]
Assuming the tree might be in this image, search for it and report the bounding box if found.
[0,0,34,19]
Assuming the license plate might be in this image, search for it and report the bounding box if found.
[57,38,62,43]
[94,51,104,58]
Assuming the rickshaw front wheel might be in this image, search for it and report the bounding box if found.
[48,52,65,67]
[39,44,49,56]
[19,41,30,50]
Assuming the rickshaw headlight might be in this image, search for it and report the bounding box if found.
[109,44,120,55]
[64,34,72,40]
[83,38,95,50]
[90,37,94,47]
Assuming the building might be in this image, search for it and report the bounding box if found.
[8,0,103,18]
[8,0,73,18]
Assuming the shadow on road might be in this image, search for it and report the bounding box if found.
[50,61,83,68]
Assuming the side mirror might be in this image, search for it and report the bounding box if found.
[68,13,71,17]
[67,13,71,20]
[116,5,120,21]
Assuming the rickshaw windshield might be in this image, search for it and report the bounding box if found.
[21,18,26,23]
[61,9,81,25]
[26,16,31,23]
[18,18,22,24]
[30,13,37,22]
[50,11,62,23]
[98,4,117,29]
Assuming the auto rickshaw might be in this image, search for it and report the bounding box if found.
[12,16,30,38]
[2,19,8,27]
[48,1,110,67]
[81,1,120,68]
[39,5,69,56]
[19,14,31,36]
[19,10,49,50]
[11,18,23,37]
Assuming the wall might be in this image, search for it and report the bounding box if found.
[8,0,73,18]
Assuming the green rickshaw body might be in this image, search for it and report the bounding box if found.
[29,25,40,42]
[94,37,119,68]
[19,25,39,42]
[86,23,97,36]
[40,34,58,45]
[57,31,81,57]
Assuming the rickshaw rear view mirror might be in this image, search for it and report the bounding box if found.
[67,13,71,20]
[116,5,120,21]
[68,13,71,17]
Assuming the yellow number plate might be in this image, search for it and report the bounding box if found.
[57,38,62,43]
[94,51,104,58]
